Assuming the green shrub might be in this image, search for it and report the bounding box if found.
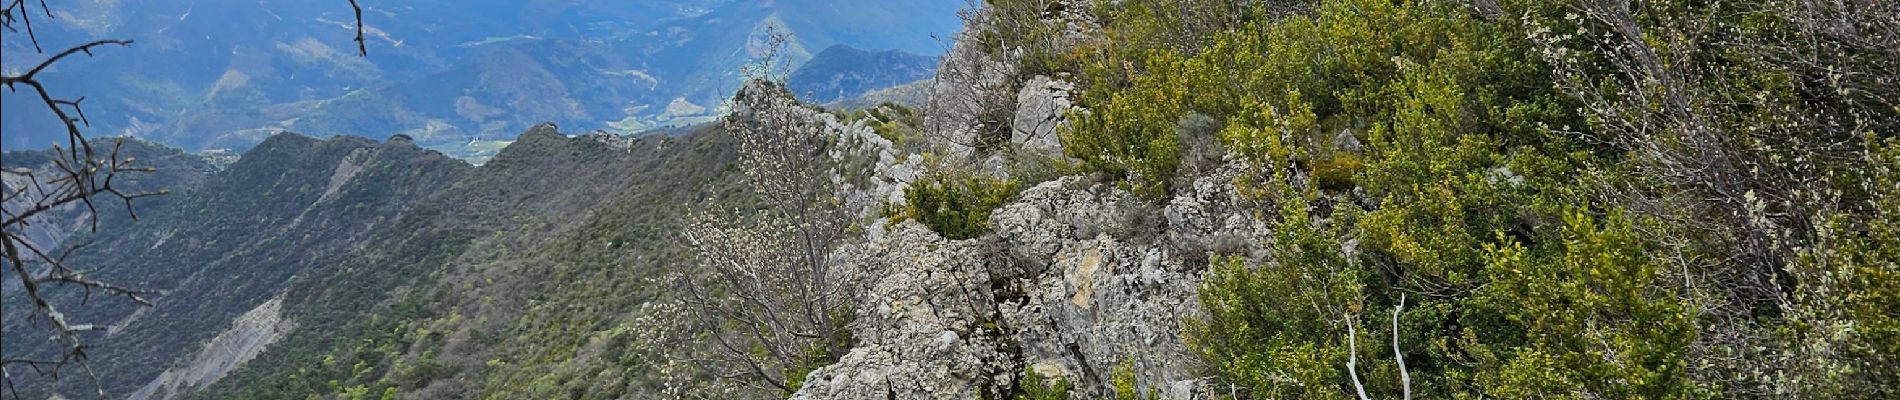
[1776,135,1900,397]
[1176,0,1703,397]
[1061,41,1196,198]
[1307,153,1362,192]
[971,0,1075,77]
[903,171,1021,240]
[1059,0,1261,199]
[1110,357,1157,400]
[1186,201,1364,399]
[1014,367,1073,400]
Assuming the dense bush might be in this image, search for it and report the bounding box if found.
[1169,0,1707,396]
[1061,87,1185,198]
[904,170,1021,240]
[1013,367,1074,400]
[1064,0,1898,397]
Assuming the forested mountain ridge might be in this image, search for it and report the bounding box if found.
[191,124,749,399]
[1,138,218,255]
[3,124,748,399]
[2,133,470,399]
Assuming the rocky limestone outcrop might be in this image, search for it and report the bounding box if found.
[830,112,923,210]
[991,166,1269,399]
[795,160,1272,399]
[794,222,1012,399]
[795,5,1268,394]
[316,147,372,203]
[1010,75,1074,155]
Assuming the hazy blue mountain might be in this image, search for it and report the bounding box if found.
[1,0,964,153]
[789,45,938,103]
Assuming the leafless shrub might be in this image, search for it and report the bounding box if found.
[924,5,1024,156]
[680,79,861,395]
[1522,0,1899,396]
[1526,0,1753,305]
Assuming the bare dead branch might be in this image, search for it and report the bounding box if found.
[0,0,50,52]
[0,9,145,400]
[1393,294,1409,400]
[348,0,367,56]
[2,40,135,85]
[1345,309,1371,400]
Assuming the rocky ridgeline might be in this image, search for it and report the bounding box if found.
[797,70,1273,399]
[799,172,1271,400]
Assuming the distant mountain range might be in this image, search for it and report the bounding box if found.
[789,45,939,104]
[2,132,474,399]
[0,125,744,399]
[1,0,964,153]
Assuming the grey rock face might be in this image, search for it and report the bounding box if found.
[829,113,923,210]
[1164,160,1275,264]
[796,162,1272,400]
[126,297,295,400]
[828,111,925,246]
[1010,75,1075,155]
[992,171,1269,399]
[794,222,1012,400]
[997,231,1203,399]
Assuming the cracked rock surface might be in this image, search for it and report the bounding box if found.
[797,163,1272,399]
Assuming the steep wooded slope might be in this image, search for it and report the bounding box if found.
[3,133,470,399]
